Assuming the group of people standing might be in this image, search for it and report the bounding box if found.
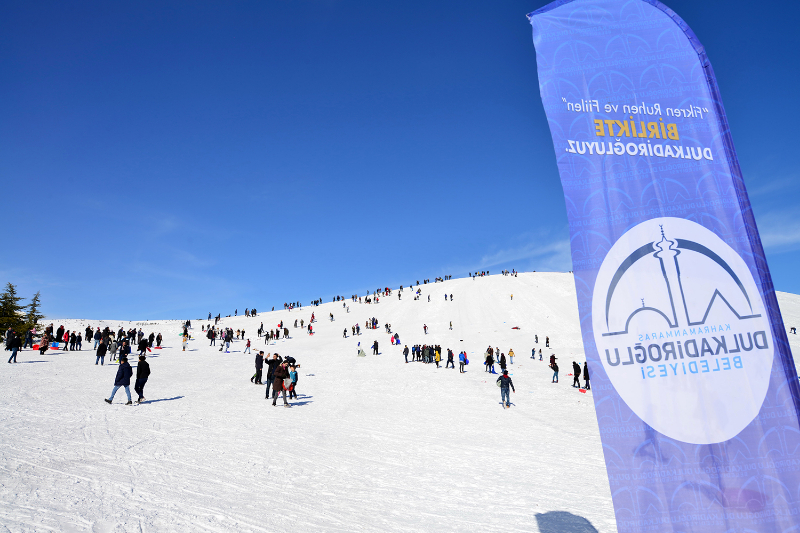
[403,344,459,369]
[251,352,299,406]
[483,346,515,374]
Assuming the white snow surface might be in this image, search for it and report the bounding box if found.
[2,273,799,533]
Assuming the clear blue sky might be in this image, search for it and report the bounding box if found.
[2,0,798,320]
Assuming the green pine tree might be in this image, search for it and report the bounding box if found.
[24,291,44,332]
[0,282,26,334]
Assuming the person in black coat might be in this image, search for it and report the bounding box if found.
[572,361,582,388]
[6,333,21,363]
[499,353,507,371]
[252,351,264,384]
[105,356,133,404]
[137,337,148,356]
[96,340,108,365]
[264,354,281,398]
[583,362,590,390]
[134,355,151,403]
[271,362,290,407]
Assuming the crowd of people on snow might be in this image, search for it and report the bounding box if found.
[251,351,300,407]
[5,269,620,410]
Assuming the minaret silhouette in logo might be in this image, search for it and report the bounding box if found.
[602,224,761,337]
[653,226,683,327]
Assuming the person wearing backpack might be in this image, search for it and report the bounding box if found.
[458,351,467,373]
[496,370,515,408]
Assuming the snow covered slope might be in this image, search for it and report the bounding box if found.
[1,273,798,532]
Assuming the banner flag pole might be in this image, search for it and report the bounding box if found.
[527,1,800,531]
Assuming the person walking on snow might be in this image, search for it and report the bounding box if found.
[423,324,428,335]
[459,351,466,373]
[572,361,582,388]
[244,339,251,354]
[372,340,379,355]
[105,356,133,405]
[135,354,150,403]
[551,361,559,383]
[403,345,409,363]
[508,349,515,364]
[497,370,515,408]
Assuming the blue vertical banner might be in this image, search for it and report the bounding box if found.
[527,1,800,532]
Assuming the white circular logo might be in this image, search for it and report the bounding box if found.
[592,217,773,444]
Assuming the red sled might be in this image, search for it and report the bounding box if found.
[32,344,40,350]
[154,347,163,350]
[579,389,587,393]
[147,348,152,352]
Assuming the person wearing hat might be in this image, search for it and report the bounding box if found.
[135,354,151,403]
[105,355,133,405]
[496,370,515,409]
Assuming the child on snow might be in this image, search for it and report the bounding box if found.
[289,366,298,400]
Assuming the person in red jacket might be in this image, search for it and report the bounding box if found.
[244,339,251,354]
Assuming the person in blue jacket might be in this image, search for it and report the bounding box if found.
[458,351,466,373]
[105,356,133,405]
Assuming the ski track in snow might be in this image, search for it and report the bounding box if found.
[1,273,798,532]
